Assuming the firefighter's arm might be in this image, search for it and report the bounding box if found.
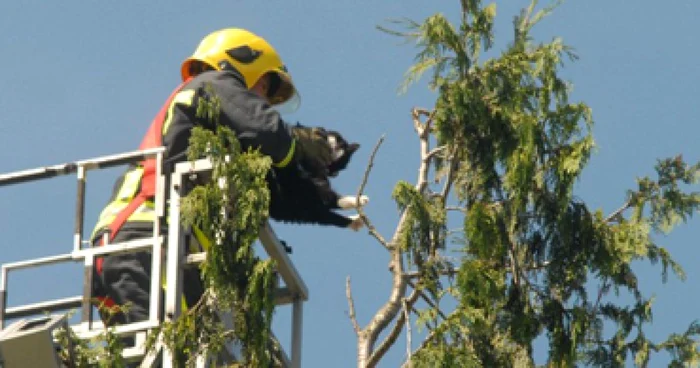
[216,88,332,171]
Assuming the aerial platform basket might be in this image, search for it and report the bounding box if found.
[0,148,307,367]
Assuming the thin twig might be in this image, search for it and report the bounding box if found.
[404,268,459,279]
[593,279,610,312]
[356,135,390,249]
[440,145,459,199]
[605,200,632,223]
[407,280,449,322]
[346,276,361,335]
[400,308,462,368]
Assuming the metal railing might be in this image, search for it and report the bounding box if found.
[0,148,307,367]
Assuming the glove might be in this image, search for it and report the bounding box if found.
[291,125,333,175]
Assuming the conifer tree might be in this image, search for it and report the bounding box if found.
[345,1,700,366]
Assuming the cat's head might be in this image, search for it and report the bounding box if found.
[326,130,360,177]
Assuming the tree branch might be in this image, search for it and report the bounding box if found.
[605,200,632,223]
[440,146,460,199]
[356,135,390,250]
[407,280,449,322]
[401,308,464,368]
[412,108,435,140]
[346,276,361,335]
[404,268,459,279]
[425,146,447,161]
[358,108,441,367]
[360,109,437,367]
[368,287,421,367]
[403,298,413,367]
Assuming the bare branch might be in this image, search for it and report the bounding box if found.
[425,146,447,161]
[412,108,435,139]
[401,308,463,368]
[404,268,459,279]
[356,135,390,249]
[403,299,413,367]
[368,287,421,367]
[445,206,466,212]
[407,280,449,322]
[412,109,434,193]
[440,145,460,199]
[359,109,438,367]
[346,276,361,335]
[605,200,632,223]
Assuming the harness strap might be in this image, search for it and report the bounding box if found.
[94,78,192,274]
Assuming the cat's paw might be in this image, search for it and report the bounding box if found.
[338,195,370,209]
[348,214,364,231]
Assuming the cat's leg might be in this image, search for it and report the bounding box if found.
[337,195,369,209]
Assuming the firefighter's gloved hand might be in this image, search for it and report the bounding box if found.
[291,125,333,175]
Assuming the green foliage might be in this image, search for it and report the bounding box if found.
[382,0,700,366]
[153,122,275,366]
[56,306,127,367]
[393,180,448,298]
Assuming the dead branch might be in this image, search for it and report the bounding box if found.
[368,288,421,367]
[605,200,632,223]
[346,276,361,335]
[358,109,437,368]
[440,145,460,199]
[403,268,459,279]
[356,135,390,250]
[406,280,449,322]
[403,299,412,366]
[425,146,447,161]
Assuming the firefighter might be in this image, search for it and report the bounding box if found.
[90,28,332,326]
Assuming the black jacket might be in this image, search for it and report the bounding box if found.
[91,69,295,240]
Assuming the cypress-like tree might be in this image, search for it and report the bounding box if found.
[345,1,700,366]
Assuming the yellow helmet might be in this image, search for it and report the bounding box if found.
[181,28,300,113]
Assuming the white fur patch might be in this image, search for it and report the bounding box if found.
[338,195,369,209]
[327,135,345,161]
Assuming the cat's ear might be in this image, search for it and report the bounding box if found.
[347,143,360,154]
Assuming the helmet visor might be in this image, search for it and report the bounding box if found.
[268,72,301,114]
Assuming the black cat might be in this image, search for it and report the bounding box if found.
[267,128,368,230]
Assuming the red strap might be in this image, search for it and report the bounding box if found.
[94,79,192,274]
[94,295,117,309]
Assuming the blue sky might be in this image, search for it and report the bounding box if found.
[1,1,699,366]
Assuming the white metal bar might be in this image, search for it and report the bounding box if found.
[2,253,73,271]
[72,319,159,339]
[75,146,166,170]
[185,252,207,265]
[259,224,309,301]
[0,147,166,187]
[4,296,83,319]
[73,165,87,253]
[291,299,303,368]
[0,266,7,329]
[81,254,94,326]
[149,151,165,325]
[71,237,162,259]
[163,170,185,368]
[174,157,212,175]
